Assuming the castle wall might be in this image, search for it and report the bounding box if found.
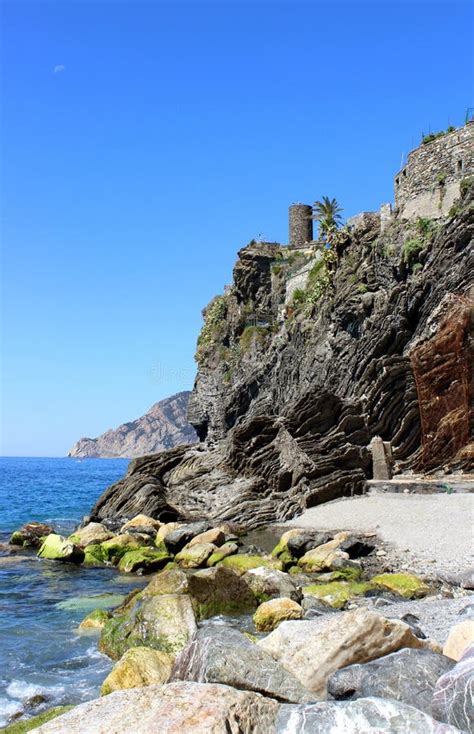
[395,121,473,219]
[285,254,321,304]
[289,204,313,247]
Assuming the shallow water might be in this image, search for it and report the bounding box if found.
[0,456,142,726]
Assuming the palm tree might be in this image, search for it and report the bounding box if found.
[312,197,343,239]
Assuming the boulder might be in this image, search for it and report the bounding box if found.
[120,515,162,533]
[171,626,314,704]
[302,580,374,609]
[163,522,211,554]
[187,566,257,618]
[99,593,197,659]
[207,542,238,566]
[142,567,189,597]
[254,598,304,632]
[257,607,430,698]
[338,537,375,558]
[101,534,145,562]
[35,682,279,734]
[101,647,174,695]
[79,609,112,631]
[175,543,216,569]
[327,648,455,714]
[287,531,333,559]
[83,544,108,566]
[243,567,301,603]
[371,572,431,599]
[117,547,171,573]
[37,534,84,563]
[270,529,302,564]
[219,554,284,575]
[9,521,53,548]
[69,522,114,547]
[443,620,474,661]
[432,644,474,732]
[297,532,352,572]
[155,522,183,545]
[188,528,226,547]
[275,698,461,733]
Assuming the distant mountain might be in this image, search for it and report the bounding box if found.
[68,391,198,458]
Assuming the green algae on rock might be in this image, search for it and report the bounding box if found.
[101,646,174,695]
[101,534,145,563]
[117,548,171,573]
[79,608,112,631]
[187,566,257,619]
[207,541,239,566]
[303,581,375,609]
[219,554,284,575]
[371,572,431,599]
[174,542,216,568]
[3,706,75,734]
[142,567,189,597]
[37,534,84,563]
[83,543,108,566]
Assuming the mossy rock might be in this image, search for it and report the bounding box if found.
[9,531,26,546]
[117,548,171,573]
[79,608,111,630]
[37,534,84,563]
[101,534,144,563]
[207,542,238,567]
[270,529,300,566]
[174,542,215,569]
[371,572,430,599]
[313,566,363,582]
[303,580,375,609]
[100,646,174,696]
[3,706,74,733]
[187,566,257,619]
[219,554,284,576]
[253,597,303,632]
[83,543,108,566]
[142,567,189,597]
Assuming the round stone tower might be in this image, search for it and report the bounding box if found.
[289,204,313,248]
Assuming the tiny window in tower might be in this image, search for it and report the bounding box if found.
[457,159,463,173]
[402,169,407,177]
[396,177,400,186]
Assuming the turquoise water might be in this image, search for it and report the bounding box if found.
[0,457,147,727]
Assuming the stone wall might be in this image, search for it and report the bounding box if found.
[394,122,473,219]
[289,204,313,248]
[285,254,321,304]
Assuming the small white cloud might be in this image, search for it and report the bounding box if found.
[53,65,66,74]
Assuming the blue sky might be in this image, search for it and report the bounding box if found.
[1,1,472,456]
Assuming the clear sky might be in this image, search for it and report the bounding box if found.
[1,0,472,457]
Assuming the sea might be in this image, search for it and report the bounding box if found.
[0,456,149,727]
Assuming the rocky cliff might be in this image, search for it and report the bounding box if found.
[68,392,197,458]
[90,180,473,527]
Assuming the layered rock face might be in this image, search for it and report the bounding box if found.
[90,183,473,527]
[68,391,197,458]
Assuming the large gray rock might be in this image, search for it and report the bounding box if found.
[432,643,474,733]
[187,565,257,618]
[243,567,302,603]
[36,682,279,733]
[327,648,454,714]
[275,697,461,733]
[287,531,333,558]
[171,625,314,704]
[164,522,211,554]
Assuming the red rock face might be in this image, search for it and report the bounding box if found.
[410,294,473,470]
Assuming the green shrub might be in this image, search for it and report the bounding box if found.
[292,288,307,306]
[239,325,268,352]
[412,263,423,274]
[416,217,433,236]
[357,283,368,293]
[403,237,424,267]
[448,204,461,219]
[271,263,283,276]
[195,296,228,362]
[460,175,474,196]
[437,172,447,186]
[421,130,445,144]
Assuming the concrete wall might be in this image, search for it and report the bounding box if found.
[395,122,473,220]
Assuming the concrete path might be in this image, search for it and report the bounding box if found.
[286,492,474,578]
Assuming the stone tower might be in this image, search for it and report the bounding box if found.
[289,204,313,248]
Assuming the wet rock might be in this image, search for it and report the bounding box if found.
[206,542,238,566]
[443,620,474,661]
[35,682,279,734]
[371,572,431,599]
[257,607,430,697]
[69,522,114,548]
[9,522,53,548]
[163,522,211,554]
[99,593,197,659]
[432,643,474,732]
[254,597,304,631]
[101,647,174,695]
[79,608,112,631]
[175,542,216,569]
[327,648,454,713]
[187,566,257,619]
[37,534,84,563]
[275,697,461,733]
[172,626,314,704]
[243,566,301,603]
[219,554,284,575]
[83,543,108,566]
[6,706,74,732]
[117,547,172,573]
